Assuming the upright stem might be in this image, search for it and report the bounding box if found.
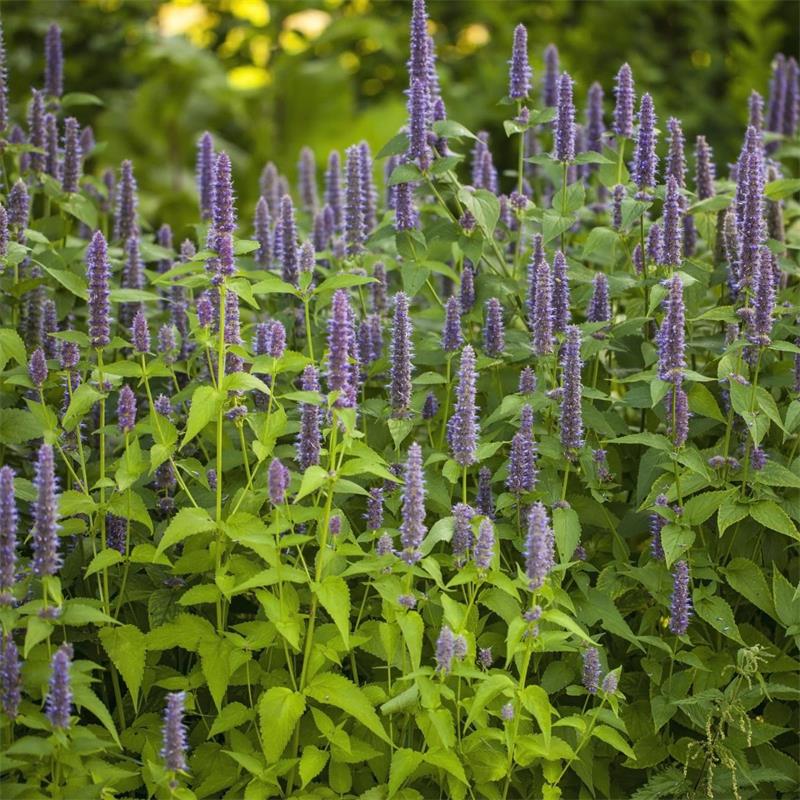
[215,283,227,633]
[96,349,110,617]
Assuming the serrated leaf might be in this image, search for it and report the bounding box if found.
[722,558,777,619]
[85,548,124,577]
[592,724,636,759]
[750,500,799,541]
[389,748,423,797]
[316,576,350,648]
[156,506,216,556]
[294,465,328,502]
[553,507,581,564]
[99,625,146,711]
[208,702,253,739]
[693,594,744,644]
[299,745,329,789]
[259,686,306,763]
[181,385,222,448]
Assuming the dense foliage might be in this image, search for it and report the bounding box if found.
[0,3,799,799]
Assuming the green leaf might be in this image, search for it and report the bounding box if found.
[682,490,731,526]
[389,162,422,185]
[181,386,222,448]
[465,673,514,728]
[522,685,552,747]
[85,548,124,577]
[693,594,744,644]
[0,329,27,369]
[62,383,103,431]
[721,558,776,619]
[199,636,235,711]
[424,748,468,785]
[72,685,121,747]
[156,506,216,556]
[305,672,390,743]
[553,507,581,564]
[718,498,748,535]
[61,92,103,108]
[432,119,478,140]
[687,383,725,423]
[376,132,409,159]
[299,745,329,789]
[259,687,306,763]
[660,524,695,567]
[592,725,636,759]
[294,465,328,502]
[208,702,253,739]
[541,211,573,244]
[396,610,424,672]
[99,625,146,711]
[764,178,800,200]
[389,748,423,797]
[581,226,618,262]
[61,194,98,230]
[316,576,350,648]
[0,408,44,444]
[750,500,800,541]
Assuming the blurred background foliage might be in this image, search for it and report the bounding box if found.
[3,0,797,233]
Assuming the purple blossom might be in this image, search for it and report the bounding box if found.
[784,57,799,137]
[400,442,426,564]
[277,195,299,286]
[586,82,605,152]
[394,180,419,231]
[525,502,554,590]
[660,176,683,267]
[0,466,17,601]
[530,240,553,356]
[448,345,479,467]
[86,231,111,349]
[366,487,384,530]
[460,264,476,312]
[451,502,475,563]
[117,384,137,434]
[114,160,138,244]
[422,391,439,420]
[483,298,505,357]
[62,117,82,193]
[45,644,73,731]
[560,326,584,455]
[669,560,692,635]
[325,150,343,231]
[28,89,46,172]
[442,295,463,353]
[734,126,766,290]
[477,647,493,669]
[507,404,538,495]
[0,635,21,719]
[359,142,377,234]
[408,77,431,170]
[666,381,690,447]
[161,691,189,775]
[154,394,173,417]
[0,205,7,258]
[647,223,663,265]
[197,132,215,221]
[542,44,559,107]
[376,533,394,556]
[408,0,429,86]
[106,514,127,555]
[268,459,290,506]
[8,179,30,240]
[390,292,414,415]
[260,162,280,217]
[613,63,635,139]
[519,366,536,394]
[132,309,150,354]
[345,145,366,255]
[508,24,531,100]
[435,625,455,675]
[469,470,491,523]
[632,93,658,195]
[31,444,61,578]
[158,324,177,366]
[552,251,570,334]
[501,702,515,721]
[326,289,357,409]
[666,118,686,187]
[297,366,322,471]
[749,90,764,131]
[582,647,601,694]
[554,72,576,163]
[749,246,776,346]
[298,146,318,213]
[254,197,272,269]
[602,671,619,694]
[694,136,716,200]
[587,272,611,323]
[213,151,236,234]
[45,24,63,98]
[766,53,787,137]
[0,22,7,131]
[29,347,48,387]
[657,275,686,381]
[750,447,767,471]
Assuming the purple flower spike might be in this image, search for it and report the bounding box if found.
[586,82,605,152]
[666,118,686,187]
[28,90,46,172]
[554,72,576,163]
[735,126,766,290]
[132,309,150,354]
[647,223,663,265]
[213,151,236,234]
[268,458,290,506]
[542,44,559,107]
[435,625,455,675]
[408,77,431,170]
[749,246,776,346]
[476,467,494,519]
[530,241,554,357]
[0,205,7,258]
[784,57,799,137]
[632,93,658,195]
[669,560,692,635]
[448,345,479,467]
[86,231,111,349]
[254,197,272,269]
[114,160,139,244]
[587,273,611,323]
[767,53,787,136]
[657,275,686,381]
[197,132,215,221]
[408,0,429,85]
[45,24,63,98]
[659,175,683,267]
[325,151,343,231]
[118,384,137,434]
[0,635,21,719]
[694,136,715,200]
[359,142,377,235]
[582,647,601,694]
[44,113,59,178]
[345,145,366,255]
[8,180,30,241]
[390,292,414,415]
[650,495,669,560]
[394,180,419,232]
[442,295,463,353]
[326,289,357,409]
[507,404,538,495]
[29,347,48,387]
[366,487,384,530]
[525,502,554,590]
[46,644,73,729]
[477,647,493,669]
[0,467,18,601]
[483,298,505,357]
[297,366,321,470]
[298,146,318,213]
[474,519,495,570]
[277,195,299,286]
[460,264,476,312]
[552,251,570,334]
[32,443,60,578]
[666,381,690,447]
[400,442,426,565]
[161,691,189,775]
[61,117,82,193]
[519,367,536,394]
[451,502,475,563]
[508,24,531,100]
[611,184,625,230]
[560,326,584,455]
[613,63,635,139]
[748,90,764,131]
[422,391,439,420]
[0,22,7,131]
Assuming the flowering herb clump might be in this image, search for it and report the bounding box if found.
[0,8,797,800]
